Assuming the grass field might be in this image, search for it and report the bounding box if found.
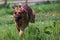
[0,2,60,40]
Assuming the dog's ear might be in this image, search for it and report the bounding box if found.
[12,5,18,9]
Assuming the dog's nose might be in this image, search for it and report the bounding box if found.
[15,14,22,22]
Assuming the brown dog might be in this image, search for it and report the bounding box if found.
[13,3,35,36]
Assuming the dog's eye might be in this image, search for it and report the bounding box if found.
[14,12,17,14]
[18,12,21,13]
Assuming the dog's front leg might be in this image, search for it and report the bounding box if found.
[15,22,23,36]
[19,29,23,36]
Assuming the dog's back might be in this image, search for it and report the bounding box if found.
[22,4,35,23]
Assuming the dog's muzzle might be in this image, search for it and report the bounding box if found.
[15,14,22,22]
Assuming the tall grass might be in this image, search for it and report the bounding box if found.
[31,2,60,13]
[0,2,60,40]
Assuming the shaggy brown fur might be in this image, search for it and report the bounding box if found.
[13,3,35,36]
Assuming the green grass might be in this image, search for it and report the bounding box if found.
[0,2,60,40]
[31,3,60,13]
[0,21,60,40]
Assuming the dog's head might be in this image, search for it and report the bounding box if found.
[12,5,25,22]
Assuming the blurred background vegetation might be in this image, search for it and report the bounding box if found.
[0,0,60,40]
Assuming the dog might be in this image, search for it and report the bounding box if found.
[12,3,35,36]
